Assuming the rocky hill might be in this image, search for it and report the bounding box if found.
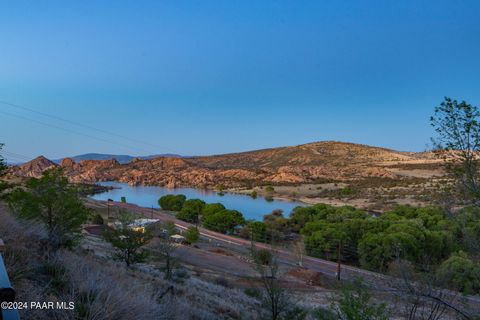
[8,141,443,188]
[11,155,57,177]
[52,153,182,164]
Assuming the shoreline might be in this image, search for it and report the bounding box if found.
[91,180,385,214]
[94,180,311,205]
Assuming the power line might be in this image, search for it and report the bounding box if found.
[2,151,32,161]
[0,99,177,154]
[1,152,31,164]
[0,110,155,155]
[4,156,29,164]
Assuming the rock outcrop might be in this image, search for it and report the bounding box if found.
[60,157,76,168]
[9,141,444,187]
[11,156,57,178]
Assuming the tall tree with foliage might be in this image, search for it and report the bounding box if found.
[176,199,205,223]
[203,209,245,234]
[0,143,6,175]
[0,143,9,196]
[158,194,186,211]
[431,97,480,203]
[242,221,267,242]
[201,203,226,218]
[8,168,90,248]
[103,210,152,267]
[264,209,289,243]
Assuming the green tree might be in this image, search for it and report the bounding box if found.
[454,206,480,253]
[176,199,205,223]
[8,168,90,248]
[184,226,200,244]
[102,211,152,267]
[264,209,289,243]
[358,227,422,272]
[203,209,245,234]
[431,97,480,203]
[303,223,348,261]
[244,221,267,242]
[202,203,226,218]
[290,204,348,232]
[0,143,6,175]
[158,194,186,211]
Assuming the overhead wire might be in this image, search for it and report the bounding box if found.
[2,151,33,161]
[0,109,156,155]
[0,99,177,154]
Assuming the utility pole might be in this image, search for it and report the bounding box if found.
[107,199,113,220]
[336,240,342,281]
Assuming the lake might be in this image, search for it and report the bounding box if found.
[90,181,305,220]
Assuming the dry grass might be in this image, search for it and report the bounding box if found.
[0,202,263,320]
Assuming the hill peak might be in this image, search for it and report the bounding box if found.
[11,155,57,178]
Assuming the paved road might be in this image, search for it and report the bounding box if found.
[105,201,386,278]
[100,200,480,309]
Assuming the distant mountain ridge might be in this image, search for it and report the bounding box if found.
[53,153,182,164]
[9,141,444,188]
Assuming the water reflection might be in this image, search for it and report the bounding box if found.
[90,181,305,221]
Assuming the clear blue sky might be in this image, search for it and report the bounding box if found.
[1,1,479,160]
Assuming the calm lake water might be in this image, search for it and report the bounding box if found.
[90,181,305,221]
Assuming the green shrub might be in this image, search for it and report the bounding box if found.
[184,226,200,244]
[253,249,272,265]
[317,279,388,320]
[436,251,480,295]
[339,186,354,196]
[244,288,261,299]
[214,277,231,288]
[44,260,68,294]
